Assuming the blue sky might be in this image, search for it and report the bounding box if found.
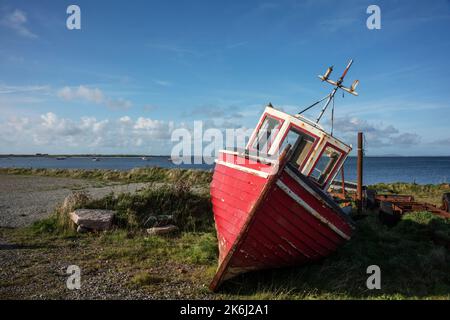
[1,0,450,155]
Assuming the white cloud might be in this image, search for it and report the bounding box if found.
[393,133,421,146]
[330,116,421,148]
[153,79,171,87]
[434,137,450,146]
[0,9,37,39]
[58,86,104,104]
[183,105,244,120]
[142,104,158,112]
[0,113,174,153]
[119,116,132,124]
[134,117,175,139]
[0,84,50,94]
[106,98,132,110]
[57,85,132,110]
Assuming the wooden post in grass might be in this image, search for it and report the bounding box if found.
[357,132,364,214]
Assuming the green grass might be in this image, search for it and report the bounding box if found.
[3,177,450,299]
[0,166,213,185]
[27,180,213,234]
[85,181,213,232]
[218,212,450,299]
[8,211,449,299]
[130,272,165,287]
[370,182,450,206]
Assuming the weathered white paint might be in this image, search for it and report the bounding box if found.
[244,105,352,189]
[284,166,332,204]
[220,149,278,164]
[215,159,269,178]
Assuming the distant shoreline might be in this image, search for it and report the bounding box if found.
[0,154,169,158]
[1,154,450,158]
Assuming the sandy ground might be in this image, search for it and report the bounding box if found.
[0,174,149,228]
[0,174,215,300]
[0,235,211,300]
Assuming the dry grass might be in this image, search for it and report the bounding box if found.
[10,211,450,299]
[4,170,449,299]
[370,182,450,206]
[0,167,213,185]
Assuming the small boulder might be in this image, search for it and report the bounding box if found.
[69,209,115,231]
[62,192,91,212]
[442,193,450,213]
[144,215,174,227]
[76,225,89,233]
[146,224,178,236]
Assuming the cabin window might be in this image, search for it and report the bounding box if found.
[310,146,342,186]
[251,115,282,154]
[280,127,315,169]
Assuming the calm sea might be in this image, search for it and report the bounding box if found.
[0,156,449,185]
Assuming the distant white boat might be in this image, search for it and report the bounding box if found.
[92,157,100,162]
[141,157,148,161]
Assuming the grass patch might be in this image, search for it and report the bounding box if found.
[0,167,212,185]
[175,233,218,264]
[25,191,90,236]
[3,176,449,299]
[370,182,450,206]
[219,212,450,299]
[85,181,213,232]
[25,180,213,235]
[28,216,59,234]
[130,271,164,287]
[4,209,449,299]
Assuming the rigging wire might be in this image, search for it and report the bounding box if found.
[331,95,335,136]
[296,94,330,115]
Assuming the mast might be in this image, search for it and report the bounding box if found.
[316,59,358,123]
[297,59,359,126]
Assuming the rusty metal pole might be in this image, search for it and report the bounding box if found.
[357,132,363,214]
[341,166,346,199]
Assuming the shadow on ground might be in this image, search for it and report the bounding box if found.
[217,213,450,299]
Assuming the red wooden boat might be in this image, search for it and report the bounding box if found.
[209,61,359,291]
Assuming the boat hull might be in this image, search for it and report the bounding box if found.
[209,152,354,291]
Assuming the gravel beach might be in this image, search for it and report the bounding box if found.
[0,235,213,299]
[0,174,213,299]
[0,174,148,228]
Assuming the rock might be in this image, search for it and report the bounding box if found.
[76,225,89,233]
[146,224,178,236]
[341,205,352,215]
[442,193,450,213]
[69,209,115,231]
[143,215,174,227]
[177,267,188,274]
[365,189,377,209]
[62,192,91,212]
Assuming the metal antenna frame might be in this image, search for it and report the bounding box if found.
[315,59,358,123]
[297,59,359,126]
